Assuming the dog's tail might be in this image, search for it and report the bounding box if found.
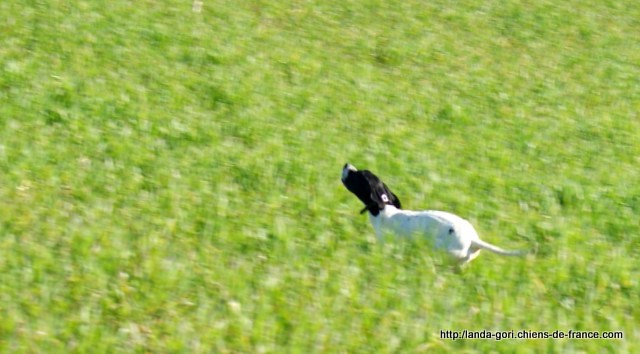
[471,239,528,256]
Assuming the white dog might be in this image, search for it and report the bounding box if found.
[341,163,526,264]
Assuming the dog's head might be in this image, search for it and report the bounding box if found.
[341,163,401,216]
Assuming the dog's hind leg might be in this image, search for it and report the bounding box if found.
[463,248,482,264]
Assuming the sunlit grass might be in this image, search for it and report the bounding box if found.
[1,0,638,352]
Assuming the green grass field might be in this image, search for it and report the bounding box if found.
[1,0,639,352]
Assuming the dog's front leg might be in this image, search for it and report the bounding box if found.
[369,215,386,244]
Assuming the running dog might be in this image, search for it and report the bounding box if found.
[341,163,526,264]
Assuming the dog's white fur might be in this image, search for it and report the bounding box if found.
[342,164,525,264]
[369,205,526,263]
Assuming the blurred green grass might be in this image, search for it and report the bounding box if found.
[1,0,639,352]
